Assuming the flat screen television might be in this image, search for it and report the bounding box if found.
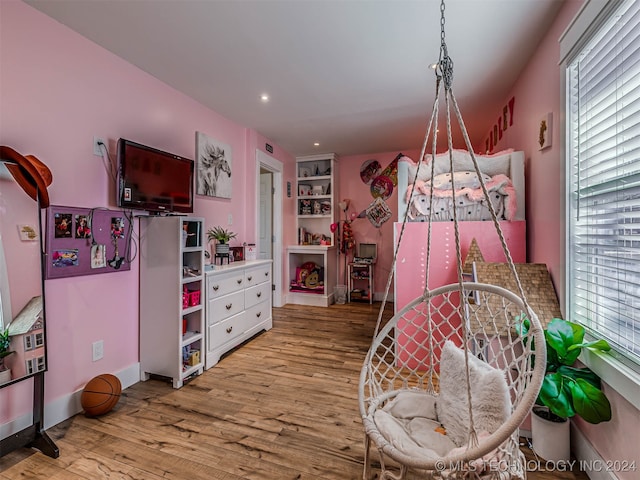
[116,138,194,214]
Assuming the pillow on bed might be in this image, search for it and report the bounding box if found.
[436,341,511,447]
[451,149,513,177]
[430,171,492,190]
[406,149,513,181]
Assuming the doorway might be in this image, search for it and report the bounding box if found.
[255,149,283,307]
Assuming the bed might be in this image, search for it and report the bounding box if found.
[397,149,525,222]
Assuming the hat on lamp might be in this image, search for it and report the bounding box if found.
[1,145,52,208]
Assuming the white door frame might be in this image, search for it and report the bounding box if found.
[255,149,283,307]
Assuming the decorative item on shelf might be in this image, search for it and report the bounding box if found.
[182,287,190,309]
[298,184,311,196]
[244,243,257,260]
[181,222,197,248]
[299,199,312,215]
[207,226,236,258]
[299,167,311,178]
[187,350,200,366]
[320,201,331,215]
[188,289,200,307]
[312,185,323,196]
[230,246,244,262]
[290,261,324,294]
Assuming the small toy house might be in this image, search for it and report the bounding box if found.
[8,296,46,378]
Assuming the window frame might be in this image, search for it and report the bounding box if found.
[560,0,640,410]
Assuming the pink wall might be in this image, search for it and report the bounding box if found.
[490,0,582,287]
[0,0,294,428]
[489,1,640,477]
[337,150,419,295]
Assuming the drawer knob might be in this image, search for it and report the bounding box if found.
[213,285,219,291]
[226,303,232,310]
[257,292,262,298]
[248,276,253,281]
[237,279,242,284]
[226,326,233,334]
[264,271,268,276]
[256,312,261,318]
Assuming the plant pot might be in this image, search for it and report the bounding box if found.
[0,368,12,385]
[531,407,570,462]
[215,243,230,256]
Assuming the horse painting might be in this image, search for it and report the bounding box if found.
[196,133,232,198]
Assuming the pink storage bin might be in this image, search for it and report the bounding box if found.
[182,289,189,309]
[189,290,200,307]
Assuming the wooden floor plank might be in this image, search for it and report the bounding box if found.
[1,302,588,480]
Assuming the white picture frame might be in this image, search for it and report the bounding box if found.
[196,131,232,198]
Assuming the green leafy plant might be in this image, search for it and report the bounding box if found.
[0,327,14,371]
[519,317,612,424]
[206,226,237,244]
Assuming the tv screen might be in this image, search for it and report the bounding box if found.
[117,138,194,214]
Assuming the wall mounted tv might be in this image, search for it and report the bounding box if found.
[117,138,194,214]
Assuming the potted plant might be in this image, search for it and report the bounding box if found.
[207,226,237,256]
[519,316,612,462]
[0,326,14,384]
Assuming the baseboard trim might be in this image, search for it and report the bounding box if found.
[1,363,140,439]
[571,423,619,480]
[44,362,140,430]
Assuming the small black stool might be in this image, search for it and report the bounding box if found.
[214,253,230,265]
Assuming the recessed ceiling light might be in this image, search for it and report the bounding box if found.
[313,142,320,147]
[260,94,269,102]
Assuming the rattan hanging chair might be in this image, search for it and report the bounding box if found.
[358,2,546,479]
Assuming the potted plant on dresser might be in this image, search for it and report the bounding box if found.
[207,226,237,258]
[521,317,612,462]
[0,326,14,384]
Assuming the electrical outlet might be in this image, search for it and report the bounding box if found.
[92,340,104,361]
[228,213,233,225]
[93,136,105,156]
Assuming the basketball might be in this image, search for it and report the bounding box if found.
[80,374,122,417]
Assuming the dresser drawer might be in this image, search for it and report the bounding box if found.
[208,311,248,348]
[245,264,271,287]
[245,300,270,327]
[209,290,244,324]
[245,282,271,309]
[207,270,245,298]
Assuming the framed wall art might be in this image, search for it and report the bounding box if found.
[538,112,553,150]
[195,131,232,199]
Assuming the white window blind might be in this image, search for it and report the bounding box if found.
[567,0,640,363]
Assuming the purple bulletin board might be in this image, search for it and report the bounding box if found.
[45,205,132,279]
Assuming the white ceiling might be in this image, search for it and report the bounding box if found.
[26,0,565,157]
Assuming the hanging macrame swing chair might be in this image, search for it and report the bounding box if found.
[358,3,546,479]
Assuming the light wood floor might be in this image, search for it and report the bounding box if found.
[1,303,588,479]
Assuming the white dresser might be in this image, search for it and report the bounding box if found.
[205,260,273,369]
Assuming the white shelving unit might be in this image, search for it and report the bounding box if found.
[295,153,338,246]
[287,245,336,307]
[140,216,205,388]
[288,153,338,307]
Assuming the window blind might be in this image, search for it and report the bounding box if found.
[567,0,640,362]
